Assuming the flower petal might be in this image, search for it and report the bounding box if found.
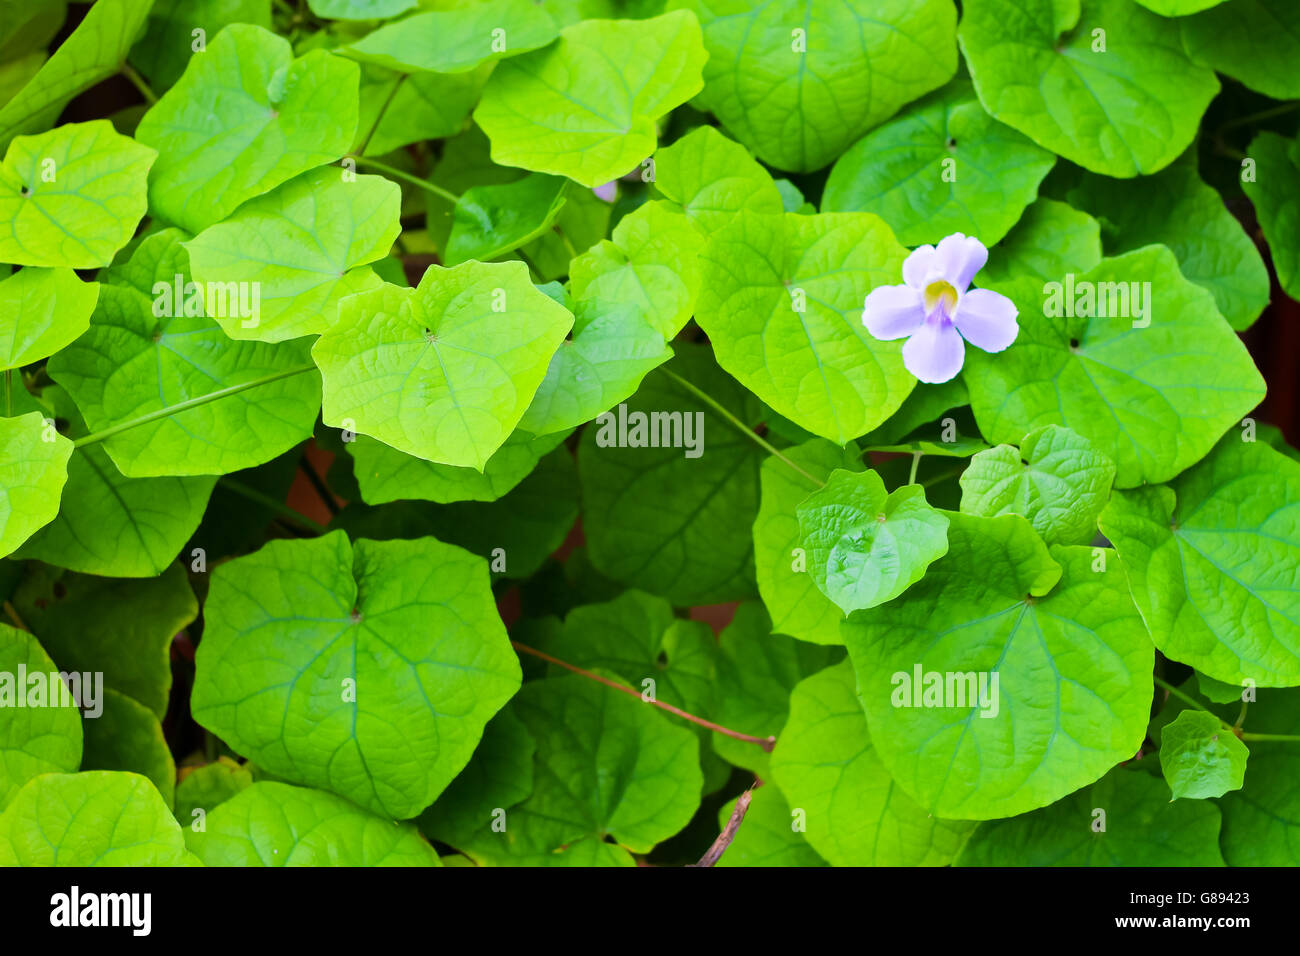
[901,244,937,289]
[863,284,925,340]
[934,233,988,292]
[902,317,966,384]
[953,287,1019,353]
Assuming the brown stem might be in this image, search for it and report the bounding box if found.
[511,641,776,752]
[691,780,761,867]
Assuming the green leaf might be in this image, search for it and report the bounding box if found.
[135,23,359,233]
[185,166,402,342]
[754,439,863,646]
[797,469,949,615]
[956,766,1225,865]
[14,563,196,719]
[343,0,559,73]
[191,531,521,819]
[959,424,1115,546]
[1216,688,1300,865]
[1099,438,1300,687]
[676,0,957,173]
[979,197,1101,287]
[1135,0,1226,13]
[1196,671,1248,705]
[696,211,914,444]
[0,410,72,559]
[445,173,568,266]
[578,345,763,606]
[1159,710,1248,800]
[48,229,321,478]
[442,674,702,866]
[313,262,573,470]
[130,0,273,92]
[958,0,1219,177]
[357,64,490,156]
[81,688,177,808]
[964,245,1265,488]
[1067,153,1270,330]
[1180,0,1300,100]
[0,0,154,150]
[309,0,416,19]
[570,200,704,340]
[0,771,192,866]
[0,267,98,371]
[350,428,568,505]
[474,11,707,187]
[823,78,1055,246]
[0,120,155,268]
[174,757,254,827]
[0,623,82,809]
[770,660,974,865]
[1242,131,1300,302]
[843,515,1155,819]
[715,785,826,867]
[186,781,440,866]
[652,125,784,234]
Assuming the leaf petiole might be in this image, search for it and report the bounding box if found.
[350,155,461,206]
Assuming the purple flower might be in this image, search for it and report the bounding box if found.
[862,233,1018,384]
[593,180,618,202]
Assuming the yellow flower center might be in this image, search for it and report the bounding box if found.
[924,279,959,315]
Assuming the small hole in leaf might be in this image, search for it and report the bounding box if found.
[945,137,957,150]
[1069,337,1080,349]
[655,650,668,668]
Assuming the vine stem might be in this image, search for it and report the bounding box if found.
[512,641,777,752]
[351,155,461,205]
[908,451,922,486]
[355,73,407,157]
[1151,675,1233,732]
[659,368,824,490]
[219,478,329,535]
[73,365,316,448]
[119,62,158,105]
[1215,100,1300,136]
[3,600,28,632]
[1240,732,1300,743]
[4,369,10,417]
[691,779,760,867]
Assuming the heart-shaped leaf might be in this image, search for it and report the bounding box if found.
[0,267,98,370]
[1159,710,1248,801]
[0,410,72,559]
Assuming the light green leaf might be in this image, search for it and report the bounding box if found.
[357,63,490,156]
[185,166,401,342]
[313,262,573,470]
[343,0,558,73]
[0,622,82,809]
[192,531,521,819]
[0,771,191,866]
[696,210,914,444]
[823,78,1055,246]
[956,765,1225,865]
[1159,710,1248,800]
[0,120,155,268]
[570,199,704,339]
[715,785,826,867]
[978,197,1101,286]
[310,0,416,19]
[0,0,154,150]
[1196,671,1248,705]
[130,0,273,92]
[843,516,1154,819]
[1242,131,1300,302]
[0,267,98,371]
[350,428,568,505]
[753,438,863,646]
[1067,153,1270,330]
[48,229,321,478]
[14,563,196,719]
[175,757,253,826]
[1135,0,1225,13]
[964,245,1265,488]
[959,424,1115,546]
[445,173,568,266]
[797,469,949,615]
[676,0,957,173]
[959,0,1219,177]
[1099,438,1300,687]
[1180,0,1300,100]
[475,11,707,187]
[0,410,72,559]
[81,688,177,808]
[445,674,701,866]
[187,781,440,866]
[578,345,762,606]
[135,23,359,233]
[770,660,974,865]
[1216,688,1300,865]
[653,125,784,234]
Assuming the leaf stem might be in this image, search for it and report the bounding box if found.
[659,368,824,489]
[298,452,341,516]
[3,600,28,632]
[1239,732,1300,743]
[1215,101,1300,136]
[691,779,760,867]
[355,73,407,156]
[511,641,777,752]
[351,155,461,205]
[219,478,329,535]
[120,62,158,105]
[73,364,316,448]
[1152,675,1236,734]
[4,369,10,417]
[908,451,922,486]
